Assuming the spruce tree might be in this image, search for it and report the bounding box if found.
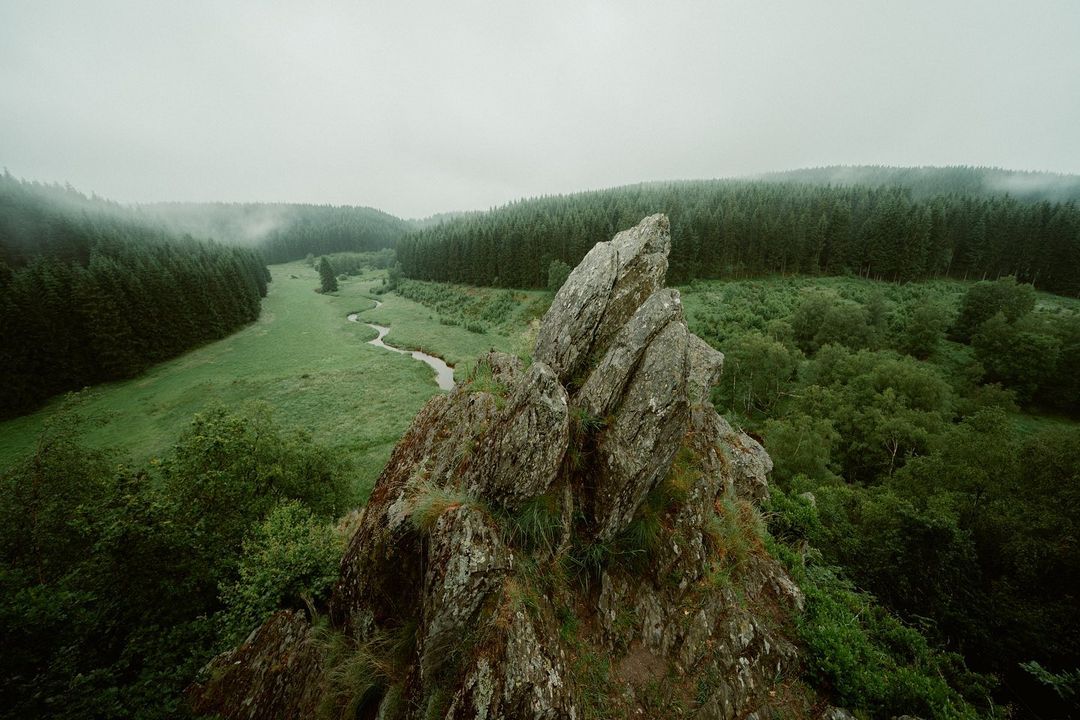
[317,257,338,293]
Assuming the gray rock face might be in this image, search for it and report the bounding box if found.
[591,319,692,541]
[189,610,323,720]
[448,608,575,719]
[421,506,512,684]
[687,333,725,407]
[462,360,569,509]
[535,214,669,383]
[576,288,684,417]
[715,415,774,503]
[190,215,813,720]
[533,241,618,382]
[597,561,800,720]
[592,214,672,355]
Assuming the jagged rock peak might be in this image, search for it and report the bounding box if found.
[534,213,671,383]
[190,216,820,720]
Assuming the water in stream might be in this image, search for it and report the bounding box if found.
[347,301,455,391]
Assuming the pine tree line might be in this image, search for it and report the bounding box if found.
[257,206,408,263]
[0,175,270,417]
[141,201,409,264]
[760,165,1080,203]
[397,180,1080,296]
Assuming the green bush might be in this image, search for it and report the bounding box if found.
[764,493,996,720]
[794,561,993,719]
[219,501,344,642]
[393,279,544,335]
[0,404,349,719]
[548,259,572,292]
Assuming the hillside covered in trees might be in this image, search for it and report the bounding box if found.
[398,171,1080,296]
[0,174,270,417]
[141,202,410,264]
[760,165,1080,203]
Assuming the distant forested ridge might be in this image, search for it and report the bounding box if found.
[761,165,1080,203]
[398,172,1080,296]
[0,174,270,417]
[142,202,409,263]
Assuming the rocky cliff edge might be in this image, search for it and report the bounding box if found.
[189,214,813,720]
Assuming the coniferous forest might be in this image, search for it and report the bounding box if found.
[142,202,409,264]
[397,171,1080,296]
[0,174,270,417]
[761,165,1080,202]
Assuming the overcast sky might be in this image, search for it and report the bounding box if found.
[2,1,1079,218]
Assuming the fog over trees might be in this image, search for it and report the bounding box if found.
[0,174,270,416]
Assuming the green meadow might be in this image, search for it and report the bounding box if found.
[0,262,541,499]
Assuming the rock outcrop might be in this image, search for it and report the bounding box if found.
[190,215,812,720]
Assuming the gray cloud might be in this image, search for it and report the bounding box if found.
[2,0,1079,218]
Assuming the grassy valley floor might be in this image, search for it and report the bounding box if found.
[0,262,540,500]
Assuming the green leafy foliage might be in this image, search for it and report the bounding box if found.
[792,289,873,353]
[715,331,801,418]
[794,563,992,719]
[392,278,545,335]
[762,414,841,484]
[767,490,998,720]
[900,299,951,358]
[219,501,344,643]
[1020,661,1080,710]
[159,405,348,583]
[320,248,397,275]
[684,274,1079,715]
[0,404,347,719]
[951,275,1036,342]
[971,312,1059,402]
[547,258,572,292]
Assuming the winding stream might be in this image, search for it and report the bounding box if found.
[347,300,455,391]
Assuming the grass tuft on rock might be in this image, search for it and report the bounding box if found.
[501,492,563,554]
[408,482,484,533]
[313,619,417,720]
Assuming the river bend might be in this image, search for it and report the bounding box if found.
[347,300,455,391]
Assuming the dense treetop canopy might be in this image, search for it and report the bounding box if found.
[0,173,270,416]
[760,165,1080,203]
[398,174,1080,296]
